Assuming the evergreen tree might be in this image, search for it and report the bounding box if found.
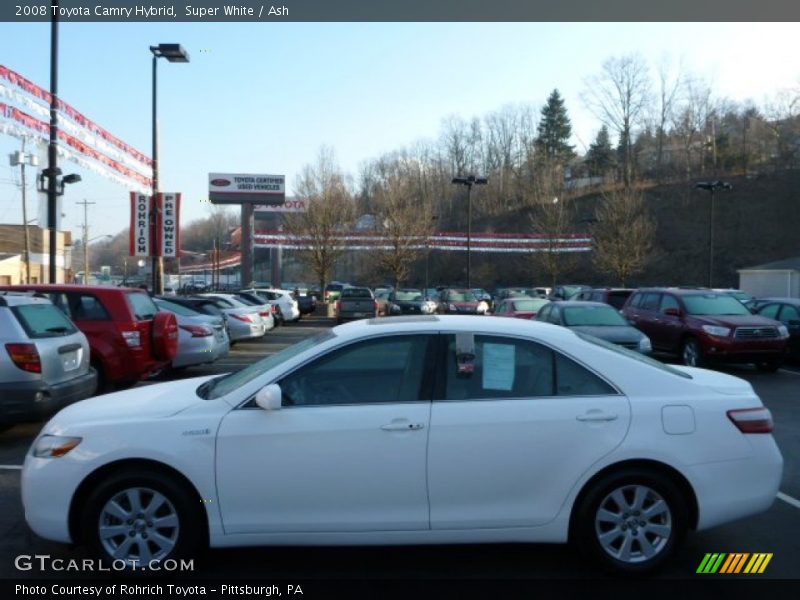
[535,89,576,164]
[586,125,616,176]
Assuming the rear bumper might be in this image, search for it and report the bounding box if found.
[0,369,98,424]
[172,339,230,368]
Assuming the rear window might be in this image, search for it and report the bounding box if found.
[127,292,159,320]
[342,288,374,299]
[11,303,78,338]
[563,305,627,326]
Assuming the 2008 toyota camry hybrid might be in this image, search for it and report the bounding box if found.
[22,316,782,574]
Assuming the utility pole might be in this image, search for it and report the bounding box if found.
[9,140,38,283]
[76,200,96,283]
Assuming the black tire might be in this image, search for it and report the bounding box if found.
[81,468,205,571]
[572,468,688,575]
[91,360,110,394]
[755,360,781,373]
[681,337,705,368]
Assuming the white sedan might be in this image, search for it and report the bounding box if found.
[22,316,782,573]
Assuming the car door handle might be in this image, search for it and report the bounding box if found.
[380,422,425,431]
[576,413,618,422]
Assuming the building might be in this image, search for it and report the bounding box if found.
[0,224,73,284]
[737,256,800,299]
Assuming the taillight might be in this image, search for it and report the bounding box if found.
[259,310,271,317]
[336,300,342,312]
[120,324,141,348]
[231,313,253,323]
[727,407,774,434]
[374,301,379,312]
[271,304,279,314]
[180,324,213,337]
[5,343,42,373]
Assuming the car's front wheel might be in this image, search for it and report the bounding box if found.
[681,338,705,368]
[81,469,204,570]
[573,469,688,574]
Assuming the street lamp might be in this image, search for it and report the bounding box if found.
[451,175,488,288]
[695,180,732,287]
[150,43,189,294]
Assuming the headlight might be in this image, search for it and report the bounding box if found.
[778,325,789,339]
[32,435,82,458]
[638,336,652,353]
[477,301,489,314]
[449,303,458,312]
[702,325,731,337]
[422,301,436,314]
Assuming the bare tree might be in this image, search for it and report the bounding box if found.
[527,161,578,288]
[653,57,682,179]
[591,188,655,286]
[583,54,651,185]
[282,147,355,294]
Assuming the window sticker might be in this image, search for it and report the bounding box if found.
[483,343,515,391]
[455,332,476,375]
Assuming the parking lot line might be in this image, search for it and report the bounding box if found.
[0,465,22,470]
[777,491,800,510]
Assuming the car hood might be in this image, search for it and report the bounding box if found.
[670,366,756,396]
[690,314,779,328]
[570,325,644,343]
[44,376,221,429]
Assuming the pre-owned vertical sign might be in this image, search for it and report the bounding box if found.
[157,193,181,258]
[129,192,151,257]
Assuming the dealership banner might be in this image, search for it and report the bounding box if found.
[209,173,285,205]
[129,193,151,257]
[157,193,181,258]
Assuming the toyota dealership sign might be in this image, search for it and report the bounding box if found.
[208,173,285,205]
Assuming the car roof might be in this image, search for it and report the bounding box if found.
[0,291,55,307]
[554,301,611,308]
[757,297,800,305]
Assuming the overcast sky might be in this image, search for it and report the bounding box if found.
[1,22,799,237]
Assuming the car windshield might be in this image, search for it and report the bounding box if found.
[197,330,337,400]
[576,332,692,379]
[449,291,478,302]
[512,299,549,312]
[561,285,586,298]
[683,294,751,316]
[563,305,628,326]
[396,290,423,301]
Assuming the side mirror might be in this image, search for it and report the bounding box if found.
[663,307,681,317]
[255,383,282,410]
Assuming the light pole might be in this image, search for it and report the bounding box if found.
[9,142,39,283]
[695,180,732,287]
[451,175,488,288]
[149,43,189,294]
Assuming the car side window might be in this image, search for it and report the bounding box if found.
[660,294,680,313]
[444,335,555,400]
[277,335,432,407]
[555,353,617,396]
[778,304,800,322]
[67,293,110,321]
[758,304,780,319]
[628,293,643,308]
[640,293,661,312]
[548,307,561,325]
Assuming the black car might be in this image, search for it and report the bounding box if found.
[536,301,652,354]
[753,298,800,359]
[389,288,433,315]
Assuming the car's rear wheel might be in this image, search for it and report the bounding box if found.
[573,469,687,574]
[681,338,704,368]
[81,469,204,570]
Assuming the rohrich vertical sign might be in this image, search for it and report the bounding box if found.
[129,192,151,257]
[129,192,181,258]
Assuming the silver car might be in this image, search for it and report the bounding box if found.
[0,292,97,430]
[153,298,230,369]
[193,295,268,343]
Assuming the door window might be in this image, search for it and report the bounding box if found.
[443,335,617,401]
[758,304,780,319]
[660,294,680,314]
[66,293,111,321]
[278,335,432,407]
[779,304,800,322]
[640,293,661,311]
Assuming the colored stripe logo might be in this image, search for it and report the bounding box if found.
[697,553,773,574]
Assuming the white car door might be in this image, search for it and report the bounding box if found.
[428,333,631,529]
[216,333,435,534]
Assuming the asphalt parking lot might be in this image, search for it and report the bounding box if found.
[1,316,798,580]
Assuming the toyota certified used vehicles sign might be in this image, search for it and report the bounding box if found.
[208,172,285,205]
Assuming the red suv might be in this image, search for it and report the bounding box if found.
[621,288,789,371]
[0,285,178,389]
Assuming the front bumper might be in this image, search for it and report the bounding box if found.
[0,369,98,424]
